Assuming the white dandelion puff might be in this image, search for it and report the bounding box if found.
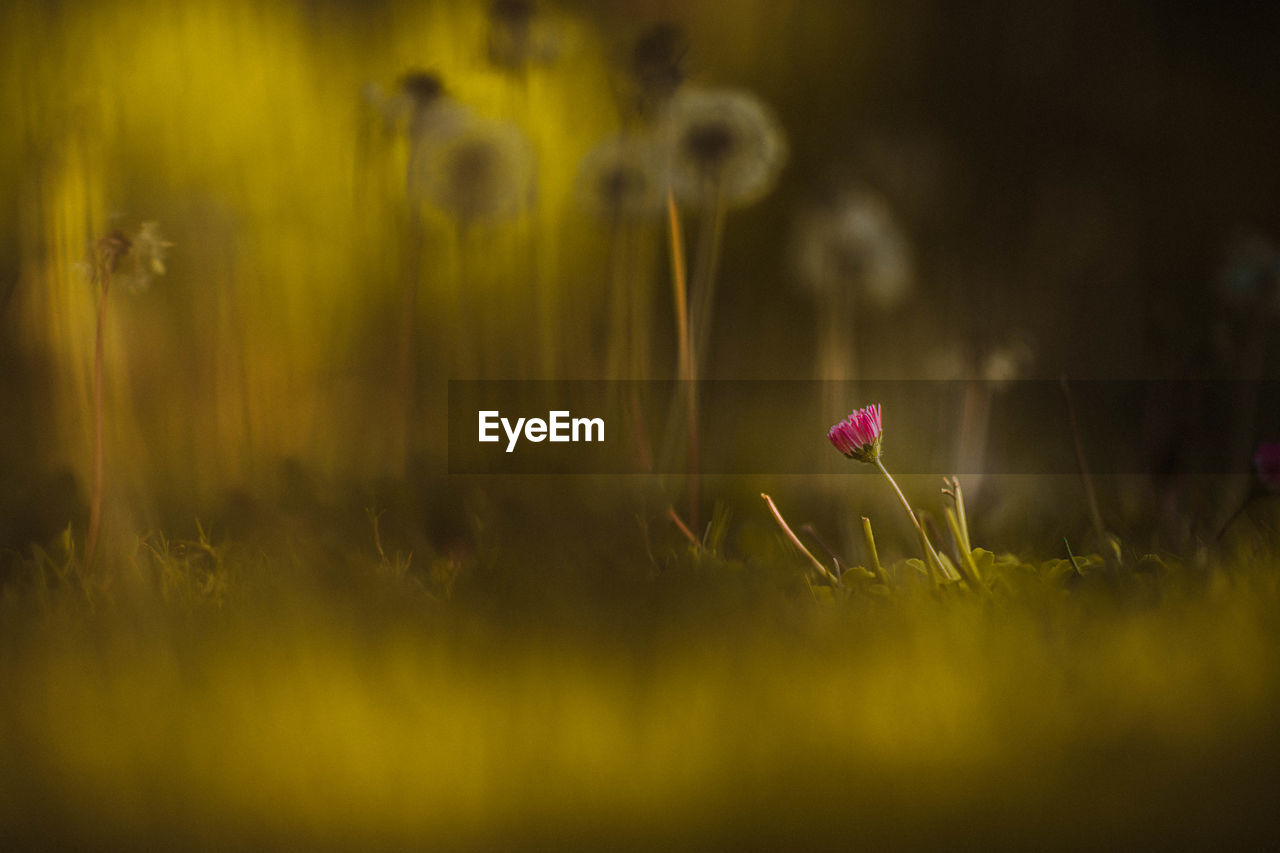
[793,185,912,310]
[574,134,665,221]
[662,87,787,209]
[413,117,536,224]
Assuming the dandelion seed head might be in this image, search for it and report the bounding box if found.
[828,403,883,464]
[88,222,170,293]
[664,87,787,209]
[487,0,560,69]
[487,0,536,69]
[416,118,536,223]
[366,70,467,146]
[399,70,445,107]
[793,185,912,308]
[95,230,132,276]
[575,135,664,220]
[119,221,172,293]
[629,22,687,109]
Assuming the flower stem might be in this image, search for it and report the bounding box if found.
[689,187,726,377]
[873,457,955,581]
[762,494,839,586]
[666,189,699,529]
[85,270,110,573]
[666,190,691,386]
[860,516,888,585]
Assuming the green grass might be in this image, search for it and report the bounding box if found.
[3,480,1279,848]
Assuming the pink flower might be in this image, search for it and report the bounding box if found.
[1256,442,1280,491]
[828,403,883,463]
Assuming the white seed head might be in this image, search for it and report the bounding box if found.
[575,134,665,220]
[662,87,787,209]
[793,186,912,309]
[414,118,537,223]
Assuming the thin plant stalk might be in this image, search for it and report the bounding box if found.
[666,189,699,527]
[454,221,477,378]
[872,457,956,581]
[606,212,630,380]
[667,505,698,547]
[666,190,692,384]
[860,515,888,585]
[686,182,727,532]
[84,264,111,572]
[1060,375,1114,562]
[942,475,972,554]
[689,183,726,378]
[762,493,839,586]
[945,506,985,592]
[396,205,424,474]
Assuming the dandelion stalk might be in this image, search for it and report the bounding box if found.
[396,204,424,474]
[664,87,786,529]
[688,182,726,377]
[666,189,699,527]
[82,225,168,571]
[84,252,112,573]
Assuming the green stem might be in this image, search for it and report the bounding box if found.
[861,516,888,586]
[873,457,956,581]
[762,493,839,586]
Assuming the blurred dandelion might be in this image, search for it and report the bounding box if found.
[576,134,664,384]
[365,71,469,152]
[664,87,787,211]
[414,117,536,225]
[413,116,536,381]
[627,22,688,116]
[367,70,473,475]
[487,0,559,71]
[83,222,170,571]
[793,186,912,310]
[575,134,664,222]
[981,340,1034,387]
[793,184,912,416]
[828,404,956,582]
[116,221,173,293]
[655,85,785,526]
[488,0,536,70]
[660,86,785,373]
